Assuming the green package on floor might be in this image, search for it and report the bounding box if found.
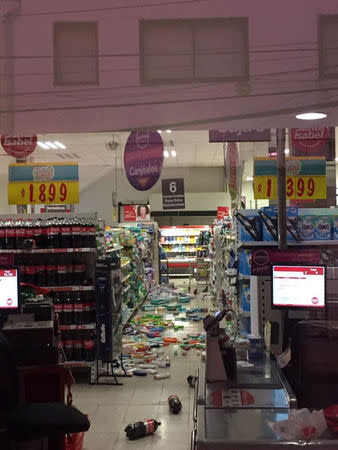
[174,325,184,331]
[167,305,177,311]
[179,297,191,303]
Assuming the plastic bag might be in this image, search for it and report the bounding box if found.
[324,405,338,432]
[268,409,327,440]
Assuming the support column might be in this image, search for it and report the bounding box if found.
[276,128,287,249]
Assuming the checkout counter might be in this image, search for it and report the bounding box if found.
[191,311,338,449]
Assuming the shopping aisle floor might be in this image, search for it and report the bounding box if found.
[72,281,211,450]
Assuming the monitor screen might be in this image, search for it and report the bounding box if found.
[272,265,325,309]
[0,268,20,310]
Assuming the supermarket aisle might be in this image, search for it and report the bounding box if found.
[73,281,211,450]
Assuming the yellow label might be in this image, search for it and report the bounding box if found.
[254,176,278,199]
[8,181,79,205]
[254,175,326,200]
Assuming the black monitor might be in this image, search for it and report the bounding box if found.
[0,267,20,313]
[272,264,326,310]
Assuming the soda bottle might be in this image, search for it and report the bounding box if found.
[0,219,5,249]
[124,419,161,440]
[73,292,84,324]
[33,218,43,249]
[168,395,182,414]
[61,217,72,248]
[51,216,61,248]
[15,217,25,249]
[187,375,197,388]
[53,292,63,323]
[24,218,34,248]
[63,292,74,325]
[71,217,83,248]
[4,218,15,249]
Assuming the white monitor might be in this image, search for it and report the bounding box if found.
[0,268,20,310]
[272,265,326,309]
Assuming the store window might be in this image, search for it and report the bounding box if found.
[140,18,249,84]
[54,22,99,85]
[319,15,338,79]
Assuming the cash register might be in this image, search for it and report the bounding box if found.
[0,267,58,366]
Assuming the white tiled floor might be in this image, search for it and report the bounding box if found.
[72,280,211,450]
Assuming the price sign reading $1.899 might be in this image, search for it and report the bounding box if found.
[8,162,79,205]
[8,181,79,205]
[254,175,326,200]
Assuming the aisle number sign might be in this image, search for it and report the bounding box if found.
[8,162,79,205]
[253,157,326,200]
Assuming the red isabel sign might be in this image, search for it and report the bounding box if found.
[1,134,37,158]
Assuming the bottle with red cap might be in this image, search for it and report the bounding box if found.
[4,218,15,249]
[15,217,25,249]
[168,395,182,414]
[0,219,5,249]
[124,419,161,440]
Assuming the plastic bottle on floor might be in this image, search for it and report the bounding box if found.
[124,419,161,440]
[154,372,170,380]
[168,395,182,414]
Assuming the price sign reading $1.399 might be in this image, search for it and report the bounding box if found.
[8,181,79,205]
[254,175,326,200]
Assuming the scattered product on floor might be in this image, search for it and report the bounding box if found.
[124,419,161,440]
[187,375,197,388]
[168,395,182,414]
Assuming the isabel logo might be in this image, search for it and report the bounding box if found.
[292,128,329,140]
[32,166,55,181]
[136,131,150,150]
[253,250,269,266]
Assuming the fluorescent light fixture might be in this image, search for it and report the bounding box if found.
[284,148,290,155]
[45,141,58,149]
[166,129,172,133]
[296,112,327,120]
[246,176,254,182]
[157,130,162,134]
[163,150,169,158]
[54,141,66,149]
[335,157,338,162]
[37,141,50,150]
[171,150,176,157]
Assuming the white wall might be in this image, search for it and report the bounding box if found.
[76,166,227,224]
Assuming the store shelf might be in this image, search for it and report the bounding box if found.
[239,310,251,317]
[106,246,123,252]
[163,241,197,245]
[60,361,94,367]
[122,274,131,283]
[0,247,96,254]
[169,273,190,277]
[59,323,96,331]
[41,285,95,292]
[165,249,197,253]
[122,291,149,327]
[121,259,131,268]
[239,240,338,247]
[122,285,131,294]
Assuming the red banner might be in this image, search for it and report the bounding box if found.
[290,127,334,160]
[1,134,37,158]
[217,206,229,220]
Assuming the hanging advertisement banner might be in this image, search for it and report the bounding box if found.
[253,157,326,200]
[8,162,79,205]
[290,127,335,160]
[162,178,185,210]
[251,248,321,276]
[209,129,271,143]
[124,131,164,191]
[1,134,37,158]
[225,142,241,204]
[123,204,151,221]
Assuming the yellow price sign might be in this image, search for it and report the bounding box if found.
[254,176,278,199]
[8,181,79,205]
[254,175,326,200]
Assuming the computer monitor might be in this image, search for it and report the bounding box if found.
[0,267,20,312]
[272,265,326,310]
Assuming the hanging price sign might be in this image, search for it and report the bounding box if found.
[253,157,326,200]
[8,162,79,205]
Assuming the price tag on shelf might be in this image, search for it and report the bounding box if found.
[8,180,79,205]
[254,176,277,199]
